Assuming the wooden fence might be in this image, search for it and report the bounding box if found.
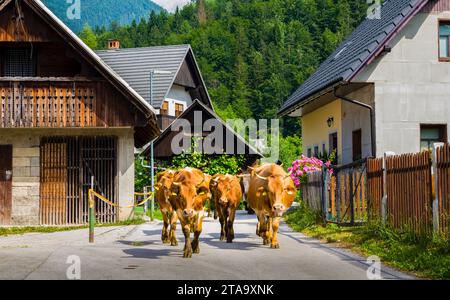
[301,147,450,234]
[436,144,450,233]
[301,171,323,213]
[385,152,433,234]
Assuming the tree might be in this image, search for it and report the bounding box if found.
[79,24,98,49]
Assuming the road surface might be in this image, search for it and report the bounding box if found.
[0,211,414,280]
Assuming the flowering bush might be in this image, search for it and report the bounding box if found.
[288,155,333,189]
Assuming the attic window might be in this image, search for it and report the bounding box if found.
[439,21,450,61]
[2,48,36,77]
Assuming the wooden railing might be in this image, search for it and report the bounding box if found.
[0,79,98,128]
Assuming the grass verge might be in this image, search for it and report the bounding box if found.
[0,218,146,237]
[285,202,450,280]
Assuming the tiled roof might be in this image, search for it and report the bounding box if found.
[279,0,428,116]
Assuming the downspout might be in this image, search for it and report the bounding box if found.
[333,87,376,158]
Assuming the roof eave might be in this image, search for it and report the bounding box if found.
[278,79,344,117]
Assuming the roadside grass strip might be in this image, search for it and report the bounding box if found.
[285,201,450,280]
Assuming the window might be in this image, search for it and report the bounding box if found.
[307,148,312,158]
[314,146,319,158]
[420,125,447,151]
[352,129,362,161]
[329,132,338,163]
[439,21,450,60]
[2,48,36,77]
[160,101,169,115]
[175,103,184,117]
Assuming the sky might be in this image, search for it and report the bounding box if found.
[152,0,191,12]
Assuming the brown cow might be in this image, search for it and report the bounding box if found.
[247,164,297,249]
[169,168,211,258]
[210,174,242,243]
[155,170,178,246]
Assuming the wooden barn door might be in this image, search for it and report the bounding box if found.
[40,142,68,225]
[0,145,13,225]
[40,137,117,225]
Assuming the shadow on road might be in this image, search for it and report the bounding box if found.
[122,248,183,259]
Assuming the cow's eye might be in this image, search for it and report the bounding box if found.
[285,188,295,195]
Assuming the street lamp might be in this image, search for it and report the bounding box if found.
[147,69,172,221]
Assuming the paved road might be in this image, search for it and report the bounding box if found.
[0,212,414,280]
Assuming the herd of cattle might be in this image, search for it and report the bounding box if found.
[154,163,297,258]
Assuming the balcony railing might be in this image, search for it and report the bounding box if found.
[0,78,98,128]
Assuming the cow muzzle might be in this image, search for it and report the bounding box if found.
[273,204,286,217]
[219,198,228,205]
[183,209,195,218]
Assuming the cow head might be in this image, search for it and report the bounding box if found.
[255,168,296,217]
[156,170,176,201]
[171,170,211,220]
[212,175,237,205]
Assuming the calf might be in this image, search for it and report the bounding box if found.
[247,164,297,249]
[169,168,211,258]
[155,170,178,246]
[210,174,242,243]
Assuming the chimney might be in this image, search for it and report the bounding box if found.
[107,39,120,50]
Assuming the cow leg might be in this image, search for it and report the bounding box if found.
[226,207,236,243]
[218,206,226,241]
[262,216,272,245]
[255,212,265,238]
[270,217,281,249]
[169,211,178,246]
[182,222,193,258]
[192,211,204,254]
[161,211,170,244]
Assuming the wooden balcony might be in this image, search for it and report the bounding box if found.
[0,77,100,128]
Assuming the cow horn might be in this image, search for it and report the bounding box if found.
[172,182,180,186]
[237,174,249,178]
[285,170,293,178]
[256,173,269,181]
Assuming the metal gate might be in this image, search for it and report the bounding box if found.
[328,159,368,225]
[40,136,117,225]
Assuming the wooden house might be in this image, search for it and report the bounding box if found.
[0,0,159,226]
[141,99,262,168]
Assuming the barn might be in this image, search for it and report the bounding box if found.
[0,0,159,226]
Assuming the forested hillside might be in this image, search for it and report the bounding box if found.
[42,0,162,33]
[80,0,369,162]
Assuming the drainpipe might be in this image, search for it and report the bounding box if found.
[333,87,376,158]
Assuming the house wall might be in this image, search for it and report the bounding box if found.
[301,100,342,163]
[0,128,135,226]
[340,85,375,164]
[301,84,374,165]
[355,11,450,156]
[164,84,193,116]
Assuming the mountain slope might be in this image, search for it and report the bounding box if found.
[42,0,163,33]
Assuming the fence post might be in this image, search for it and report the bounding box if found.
[143,186,148,214]
[382,152,395,226]
[349,169,354,225]
[432,143,444,234]
[322,167,330,222]
[89,176,95,243]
